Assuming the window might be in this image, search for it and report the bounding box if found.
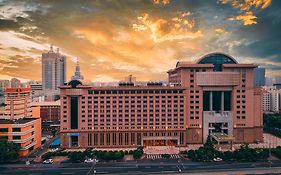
[0,128,8,132]
[119,133,123,145]
[100,133,104,145]
[88,133,92,146]
[12,136,21,140]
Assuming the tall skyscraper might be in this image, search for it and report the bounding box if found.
[42,45,66,92]
[71,61,84,80]
[254,67,265,87]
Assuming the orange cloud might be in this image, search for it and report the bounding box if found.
[153,0,170,5]
[227,11,257,25]
[132,12,202,42]
[214,27,228,34]
[219,0,272,25]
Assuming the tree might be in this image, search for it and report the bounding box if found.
[133,149,143,159]
[0,138,20,163]
[68,151,85,163]
[162,154,171,159]
[204,135,215,151]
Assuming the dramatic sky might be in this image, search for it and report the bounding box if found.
[0,0,280,82]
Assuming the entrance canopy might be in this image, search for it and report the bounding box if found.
[211,133,235,143]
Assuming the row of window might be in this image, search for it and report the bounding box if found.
[0,128,21,132]
[82,96,184,99]
[88,90,184,95]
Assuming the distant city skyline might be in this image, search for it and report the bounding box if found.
[0,0,280,82]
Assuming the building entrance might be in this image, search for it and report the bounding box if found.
[143,139,177,146]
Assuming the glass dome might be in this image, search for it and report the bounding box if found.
[197,53,237,71]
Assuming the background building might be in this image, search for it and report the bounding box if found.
[71,61,84,80]
[274,76,281,84]
[0,79,10,92]
[0,80,9,105]
[60,53,263,149]
[262,86,281,114]
[254,67,265,87]
[31,101,60,122]
[4,88,33,120]
[0,87,41,156]
[10,78,21,88]
[42,46,66,100]
[273,84,281,90]
[29,82,44,102]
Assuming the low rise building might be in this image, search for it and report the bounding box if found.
[0,118,41,156]
[0,87,41,156]
[262,86,281,114]
[31,101,60,122]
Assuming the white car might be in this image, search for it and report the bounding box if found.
[43,159,53,164]
[84,158,99,163]
[213,157,222,162]
[50,148,60,152]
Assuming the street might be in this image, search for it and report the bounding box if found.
[1,160,281,175]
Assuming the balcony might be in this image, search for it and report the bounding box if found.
[10,135,34,143]
[8,128,35,136]
[20,141,37,150]
[12,121,35,128]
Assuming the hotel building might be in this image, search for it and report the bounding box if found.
[0,88,41,156]
[60,53,263,148]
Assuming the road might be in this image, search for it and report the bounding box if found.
[1,160,281,175]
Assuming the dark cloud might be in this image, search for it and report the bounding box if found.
[230,0,281,64]
[0,19,19,30]
[0,0,280,80]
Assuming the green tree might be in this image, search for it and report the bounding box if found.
[0,138,20,163]
[204,135,215,151]
[133,149,143,159]
[68,151,85,163]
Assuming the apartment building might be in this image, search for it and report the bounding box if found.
[0,87,41,156]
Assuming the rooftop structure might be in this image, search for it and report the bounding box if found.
[71,61,84,81]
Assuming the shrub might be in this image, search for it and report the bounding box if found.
[0,138,20,163]
[162,154,171,159]
[68,151,86,163]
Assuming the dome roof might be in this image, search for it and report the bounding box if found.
[197,52,237,71]
[67,80,83,88]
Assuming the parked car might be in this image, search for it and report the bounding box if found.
[84,158,99,163]
[213,157,222,162]
[50,148,62,152]
[43,159,53,164]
